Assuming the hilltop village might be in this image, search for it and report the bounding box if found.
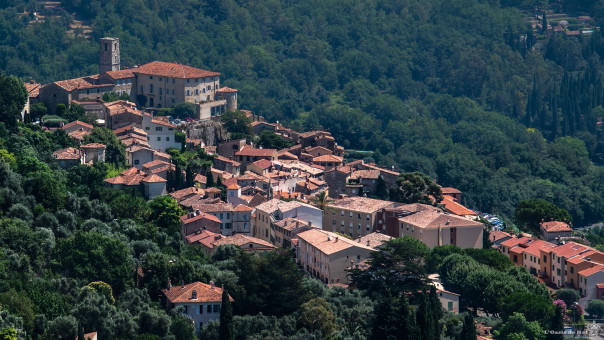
[7,37,602,338]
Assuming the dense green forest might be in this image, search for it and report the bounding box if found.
[0,0,603,225]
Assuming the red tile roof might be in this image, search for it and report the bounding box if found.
[226,183,241,190]
[312,155,343,163]
[500,236,532,248]
[52,147,81,160]
[170,187,205,201]
[162,281,230,304]
[251,159,272,169]
[212,234,276,250]
[142,174,167,183]
[490,230,511,243]
[579,265,604,277]
[233,204,253,212]
[216,87,238,93]
[194,174,207,184]
[104,69,135,79]
[441,187,462,194]
[62,120,93,131]
[440,195,476,216]
[80,143,106,149]
[235,146,277,157]
[541,221,572,233]
[551,241,589,258]
[180,211,221,224]
[134,61,220,79]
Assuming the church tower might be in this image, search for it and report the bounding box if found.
[99,37,120,74]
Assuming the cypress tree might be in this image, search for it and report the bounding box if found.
[370,293,399,340]
[416,289,439,340]
[397,295,419,340]
[542,12,547,33]
[206,169,215,187]
[546,304,564,340]
[219,287,234,340]
[460,313,477,340]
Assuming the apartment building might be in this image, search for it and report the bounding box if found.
[253,199,322,246]
[297,229,375,284]
[325,197,396,239]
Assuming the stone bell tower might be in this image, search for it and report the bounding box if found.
[99,37,120,74]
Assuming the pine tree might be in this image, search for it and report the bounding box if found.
[460,313,477,340]
[219,287,234,340]
[542,12,547,33]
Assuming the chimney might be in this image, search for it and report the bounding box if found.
[335,237,339,242]
[210,281,215,290]
[191,289,197,299]
[366,240,370,246]
[195,209,200,215]
[167,278,171,290]
[446,220,450,225]
[181,280,185,288]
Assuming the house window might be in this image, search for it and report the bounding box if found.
[213,305,220,313]
[172,98,175,104]
[341,221,344,226]
[366,214,370,220]
[207,305,212,313]
[159,88,163,95]
[166,137,170,141]
[150,84,154,93]
[187,90,190,96]
[358,214,361,219]
[134,160,139,165]
[199,305,203,314]
[341,211,344,216]
[172,79,175,84]
[146,127,150,130]
[332,219,336,225]
[156,127,163,131]
[187,79,190,83]
[447,302,453,311]
[183,305,188,313]
[357,224,361,230]
[195,89,199,95]
[571,267,574,274]
[513,255,517,262]
[157,137,161,141]
[349,212,353,217]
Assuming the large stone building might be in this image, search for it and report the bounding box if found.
[39,38,237,115]
[325,197,397,239]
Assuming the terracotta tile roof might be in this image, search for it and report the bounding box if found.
[179,196,220,208]
[191,203,233,213]
[579,265,604,277]
[204,187,222,193]
[551,241,589,258]
[121,167,145,176]
[541,221,572,233]
[499,236,532,248]
[143,159,171,169]
[248,193,267,207]
[162,281,229,304]
[134,61,220,79]
[597,283,604,289]
[170,187,205,201]
[104,68,135,79]
[490,230,511,243]
[251,159,272,169]
[212,234,276,250]
[329,197,394,214]
[297,229,374,255]
[25,81,40,94]
[306,146,331,153]
[255,198,315,215]
[273,217,311,231]
[355,233,393,249]
[398,209,483,229]
[68,129,91,141]
[80,143,106,149]
[62,120,93,131]
[215,155,241,167]
[441,187,462,194]
[233,204,253,212]
[113,124,146,135]
[235,146,277,157]
[226,183,241,190]
[440,195,476,216]
[522,240,556,257]
[154,151,171,160]
[127,145,155,154]
[52,147,81,160]
[180,211,221,224]
[142,174,167,183]
[150,118,176,128]
[188,174,205,185]
[216,87,238,93]
[364,164,399,176]
[54,77,98,91]
[567,250,598,265]
[349,169,380,180]
[185,229,220,245]
[278,151,298,160]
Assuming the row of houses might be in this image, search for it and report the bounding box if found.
[493,221,603,308]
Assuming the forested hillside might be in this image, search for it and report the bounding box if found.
[1,0,603,225]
